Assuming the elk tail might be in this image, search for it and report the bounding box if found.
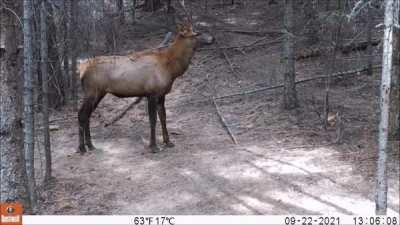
[78,59,93,80]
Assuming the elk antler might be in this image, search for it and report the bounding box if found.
[177,0,193,24]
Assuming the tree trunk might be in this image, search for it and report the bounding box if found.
[41,0,52,184]
[0,0,31,211]
[117,0,125,24]
[283,0,298,109]
[23,0,37,209]
[166,0,172,12]
[47,1,64,107]
[389,15,399,141]
[337,0,341,10]
[144,0,162,12]
[304,0,319,45]
[104,11,117,53]
[324,16,344,130]
[70,0,78,111]
[375,0,398,215]
[100,0,105,15]
[366,6,374,76]
[131,0,137,23]
[32,1,41,113]
[63,0,70,103]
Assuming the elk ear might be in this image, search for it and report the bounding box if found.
[184,19,192,27]
[176,24,184,32]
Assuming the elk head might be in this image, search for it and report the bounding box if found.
[177,22,199,38]
[175,0,214,46]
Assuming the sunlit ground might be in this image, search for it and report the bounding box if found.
[54,138,398,215]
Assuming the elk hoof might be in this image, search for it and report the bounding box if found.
[77,145,87,154]
[164,142,175,148]
[150,145,161,153]
[87,144,99,151]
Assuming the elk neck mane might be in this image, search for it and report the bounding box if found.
[155,34,197,78]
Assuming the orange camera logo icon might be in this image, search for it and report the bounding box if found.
[0,202,23,225]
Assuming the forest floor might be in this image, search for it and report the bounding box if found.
[38,1,399,215]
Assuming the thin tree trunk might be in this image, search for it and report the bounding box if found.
[389,13,399,140]
[100,0,105,15]
[131,0,136,23]
[85,1,93,55]
[375,0,398,215]
[366,6,374,76]
[0,0,31,211]
[304,0,319,45]
[70,0,78,111]
[41,0,52,184]
[144,0,162,12]
[32,2,41,113]
[63,0,70,101]
[47,2,64,107]
[323,16,344,130]
[23,0,37,209]
[283,0,298,109]
[166,0,172,12]
[117,0,125,24]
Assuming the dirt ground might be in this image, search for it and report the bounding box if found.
[38,1,399,215]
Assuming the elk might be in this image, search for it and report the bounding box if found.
[78,22,205,154]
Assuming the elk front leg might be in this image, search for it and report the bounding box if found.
[157,96,174,148]
[147,96,160,153]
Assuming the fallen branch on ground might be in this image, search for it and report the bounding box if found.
[296,39,381,60]
[198,36,283,51]
[215,65,382,100]
[212,97,238,145]
[218,28,284,36]
[104,97,143,127]
[214,36,241,80]
[222,50,239,77]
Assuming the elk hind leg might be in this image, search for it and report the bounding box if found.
[78,94,104,153]
[147,96,160,153]
[78,98,92,153]
[157,96,174,148]
[85,94,105,151]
